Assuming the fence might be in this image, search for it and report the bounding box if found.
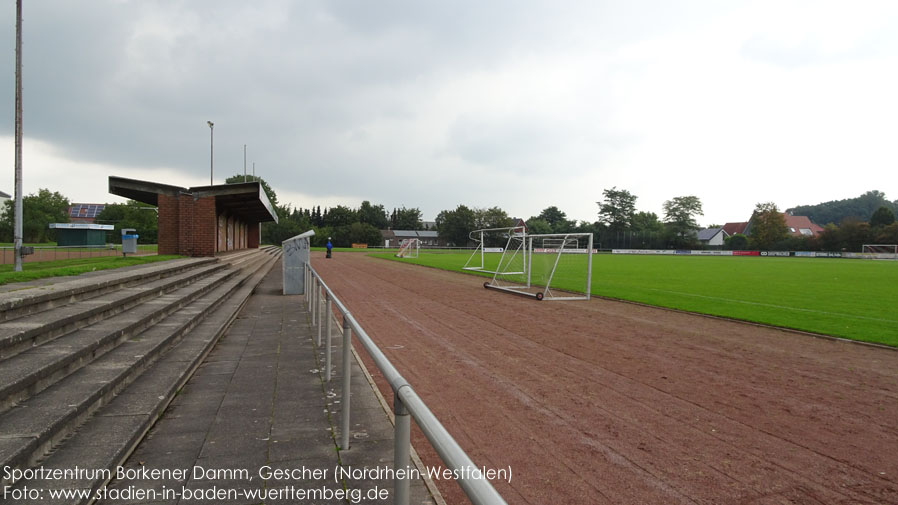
[0,244,156,265]
[303,264,507,505]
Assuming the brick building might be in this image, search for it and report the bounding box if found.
[108,176,278,257]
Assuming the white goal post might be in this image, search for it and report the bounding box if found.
[861,244,898,259]
[395,238,420,258]
[464,228,594,301]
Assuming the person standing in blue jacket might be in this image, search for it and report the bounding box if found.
[326,238,333,259]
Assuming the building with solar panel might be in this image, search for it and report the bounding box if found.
[49,223,114,246]
[68,203,106,224]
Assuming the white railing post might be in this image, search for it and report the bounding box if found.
[394,391,411,505]
[317,290,324,346]
[311,278,318,326]
[325,312,334,382]
[325,295,332,352]
[306,266,312,311]
[340,317,352,450]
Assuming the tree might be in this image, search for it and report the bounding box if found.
[662,196,703,243]
[394,207,423,230]
[260,203,313,245]
[0,188,70,243]
[839,219,872,252]
[322,205,357,228]
[533,206,565,231]
[870,206,896,228]
[875,222,898,244]
[435,205,476,246]
[787,190,895,225]
[597,187,637,232]
[631,211,664,233]
[474,207,513,230]
[358,201,389,229]
[725,233,749,250]
[96,200,158,244]
[529,206,575,233]
[348,222,383,247]
[748,202,789,249]
[525,218,553,235]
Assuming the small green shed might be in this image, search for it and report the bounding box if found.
[49,223,114,246]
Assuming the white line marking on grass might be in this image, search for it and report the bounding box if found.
[643,288,898,325]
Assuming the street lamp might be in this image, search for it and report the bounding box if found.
[207,121,214,185]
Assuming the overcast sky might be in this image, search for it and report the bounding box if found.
[2,1,897,226]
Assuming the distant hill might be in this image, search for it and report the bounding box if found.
[787,191,897,225]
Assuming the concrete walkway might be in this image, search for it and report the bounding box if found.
[96,261,436,505]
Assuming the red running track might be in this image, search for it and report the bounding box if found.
[314,252,898,505]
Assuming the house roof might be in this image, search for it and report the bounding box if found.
[722,222,748,236]
[697,227,726,241]
[783,214,824,237]
[0,190,10,199]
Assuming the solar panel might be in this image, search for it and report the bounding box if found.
[68,203,105,218]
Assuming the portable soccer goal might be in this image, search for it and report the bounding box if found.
[395,238,420,258]
[465,228,594,301]
[861,244,898,259]
[462,226,527,274]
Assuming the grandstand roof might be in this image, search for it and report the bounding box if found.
[108,176,277,223]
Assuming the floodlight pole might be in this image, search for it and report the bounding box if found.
[207,121,214,185]
[243,144,247,182]
[13,0,24,272]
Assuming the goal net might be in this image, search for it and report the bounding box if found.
[396,238,420,258]
[861,244,898,259]
[467,230,593,301]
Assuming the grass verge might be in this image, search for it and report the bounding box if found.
[0,255,182,285]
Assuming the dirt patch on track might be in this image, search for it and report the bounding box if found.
[314,252,898,505]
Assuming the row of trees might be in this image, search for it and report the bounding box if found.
[243,173,426,247]
[0,190,161,244]
[0,189,70,243]
[742,202,897,252]
[4,177,895,255]
[787,190,897,226]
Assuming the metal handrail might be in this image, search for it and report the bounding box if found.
[304,262,507,505]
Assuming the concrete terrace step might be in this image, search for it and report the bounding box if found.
[0,250,280,494]
[0,264,242,411]
[0,261,231,360]
[12,253,281,504]
[0,257,219,323]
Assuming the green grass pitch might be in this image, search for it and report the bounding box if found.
[370,251,898,347]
